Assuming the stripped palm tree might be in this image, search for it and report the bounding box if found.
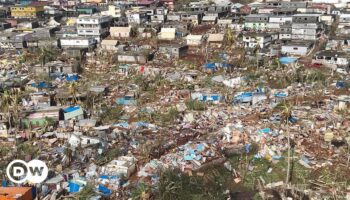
[274,101,293,185]
[0,90,13,131]
[68,82,78,104]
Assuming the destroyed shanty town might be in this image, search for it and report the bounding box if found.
[0,0,350,199]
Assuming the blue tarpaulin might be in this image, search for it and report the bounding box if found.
[68,182,80,193]
[32,187,37,199]
[234,92,253,103]
[204,63,216,69]
[274,92,288,98]
[116,97,137,106]
[279,57,297,64]
[98,185,112,196]
[1,180,7,187]
[64,106,81,113]
[113,122,129,128]
[288,116,298,123]
[258,128,271,133]
[336,81,346,88]
[66,74,79,82]
[100,175,118,179]
[136,122,149,128]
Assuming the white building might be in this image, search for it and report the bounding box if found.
[243,33,276,49]
[76,15,112,42]
[314,50,350,67]
[159,28,176,40]
[186,34,204,46]
[60,37,96,49]
[102,156,137,178]
[101,5,124,18]
[110,26,131,38]
[281,41,314,56]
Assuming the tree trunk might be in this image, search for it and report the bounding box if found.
[286,121,291,185]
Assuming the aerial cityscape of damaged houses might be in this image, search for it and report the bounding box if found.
[0,0,350,199]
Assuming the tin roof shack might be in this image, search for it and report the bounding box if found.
[0,22,11,30]
[202,15,217,24]
[292,14,323,40]
[102,156,137,178]
[59,37,96,49]
[175,11,204,25]
[32,61,74,76]
[32,26,59,39]
[0,32,32,49]
[267,9,294,31]
[158,44,189,58]
[126,11,148,25]
[63,106,84,121]
[110,26,131,38]
[22,106,60,129]
[217,18,234,28]
[338,13,350,28]
[265,1,307,9]
[151,14,166,23]
[244,14,270,31]
[243,32,276,49]
[207,33,224,48]
[56,26,77,38]
[327,35,350,51]
[313,50,350,67]
[17,21,39,31]
[0,123,8,138]
[100,39,119,51]
[116,45,154,64]
[158,27,176,40]
[336,95,350,111]
[162,21,190,36]
[0,187,33,200]
[186,34,205,46]
[68,133,102,147]
[281,40,314,56]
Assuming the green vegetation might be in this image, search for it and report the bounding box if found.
[154,169,228,200]
[77,184,97,200]
[16,143,39,159]
[158,107,179,125]
[185,99,207,111]
[100,105,124,124]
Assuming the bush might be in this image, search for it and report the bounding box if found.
[185,99,207,111]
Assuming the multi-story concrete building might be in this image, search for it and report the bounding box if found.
[10,3,44,18]
[76,15,112,42]
[291,14,323,40]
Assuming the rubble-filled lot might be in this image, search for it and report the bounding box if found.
[1,0,350,199]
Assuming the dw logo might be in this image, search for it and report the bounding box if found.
[6,160,49,184]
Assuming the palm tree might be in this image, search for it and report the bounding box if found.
[37,47,56,78]
[253,44,261,70]
[0,90,13,131]
[64,144,73,165]
[274,101,293,185]
[68,82,78,104]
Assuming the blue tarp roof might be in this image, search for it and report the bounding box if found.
[100,175,118,179]
[64,106,81,113]
[258,128,271,133]
[98,185,112,196]
[204,63,216,69]
[68,182,80,193]
[66,74,79,82]
[113,122,129,128]
[274,92,287,98]
[279,57,297,64]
